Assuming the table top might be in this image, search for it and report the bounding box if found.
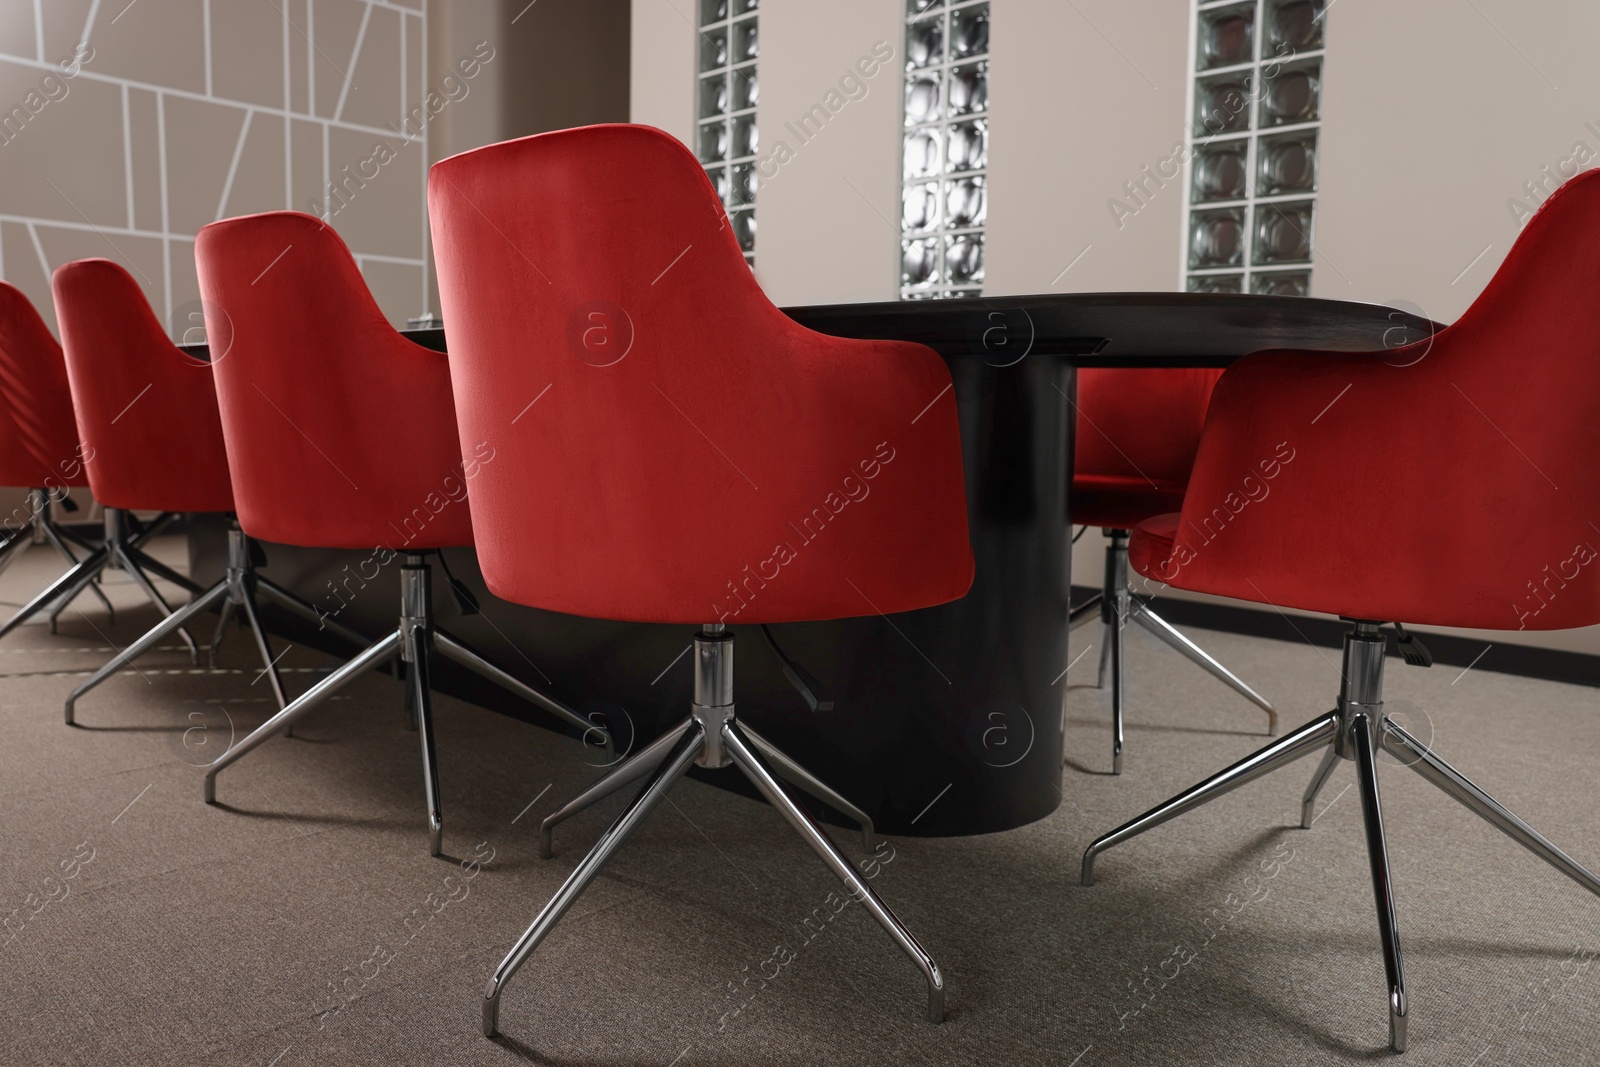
[178,292,1442,368]
[782,292,1442,367]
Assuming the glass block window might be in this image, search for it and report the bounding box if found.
[697,0,759,266]
[1184,0,1325,296]
[901,0,989,300]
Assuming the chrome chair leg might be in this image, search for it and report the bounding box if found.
[1084,622,1600,1053]
[1068,591,1102,630]
[69,522,358,731]
[409,619,445,857]
[1132,603,1278,734]
[1109,592,1128,777]
[34,503,116,618]
[1082,711,1340,885]
[35,512,78,563]
[124,511,178,548]
[207,554,594,858]
[1104,530,1131,774]
[724,723,944,1022]
[254,575,373,652]
[1382,720,1600,898]
[0,520,31,580]
[484,724,705,1038]
[1086,531,1275,772]
[539,719,695,858]
[65,581,230,724]
[0,546,111,641]
[1300,745,1341,829]
[1095,618,1110,688]
[1353,714,1407,1053]
[94,509,197,657]
[123,544,204,596]
[488,626,940,1041]
[113,539,199,662]
[740,722,875,854]
[204,631,402,802]
[258,574,397,682]
[257,574,398,683]
[402,659,420,731]
[239,576,288,710]
[434,627,599,739]
[6,488,113,620]
[207,597,239,668]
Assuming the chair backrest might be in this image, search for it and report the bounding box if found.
[1074,367,1223,487]
[428,123,973,624]
[1164,166,1600,631]
[0,282,89,490]
[194,211,472,550]
[52,259,234,513]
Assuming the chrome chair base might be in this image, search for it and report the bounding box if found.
[64,523,372,725]
[538,717,876,860]
[1081,621,1600,1053]
[483,624,941,1040]
[1072,529,1276,773]
[0,505,198,656]
[204,553,601,857]
[0,488,115,624]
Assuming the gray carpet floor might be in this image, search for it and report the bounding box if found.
[1,537,1597,1066]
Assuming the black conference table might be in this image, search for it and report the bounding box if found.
[183,293,1438,837]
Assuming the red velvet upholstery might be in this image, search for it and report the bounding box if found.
[0,283,90,489]
[1072,367,1221,529]
[428,124,973,624]
[194,212,473,550]
[1132,168,1600,632]
[52,259,234,513]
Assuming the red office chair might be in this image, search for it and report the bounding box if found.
[0,282,130,633]
[193,211,602,856]
[1081,169,1600,1052]
[1071,366,1275,773]
[430,124,973,1036]
[52,258,371,725]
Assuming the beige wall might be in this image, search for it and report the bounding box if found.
[629,0,693,146]
[628,0,1193,305]
[428,0,630,161]
[985,1,1188,296]
[424,0,630,312]
[630,0,1600,658]
[0,0,430,336]
[1313,0,1600,323]
[750,0,903,304]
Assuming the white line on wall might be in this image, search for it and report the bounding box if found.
[0,53,417,144]
[157,90,171,324]
[216,110,255,223]
[26,222,50,287]
[202,0,213,96]
[282,0,292,208]
[121,83,134,229]
[80,0,104,50]
[333,1,373,123]
[308,0,317,113]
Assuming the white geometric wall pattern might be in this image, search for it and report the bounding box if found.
[0,0,428,339]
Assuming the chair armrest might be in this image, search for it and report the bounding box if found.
[1142,332,1600,632]
[1140,346,1437,624]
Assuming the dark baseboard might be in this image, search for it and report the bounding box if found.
[1073,585,1600,691]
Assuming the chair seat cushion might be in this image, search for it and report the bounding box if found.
[1072,475,1187,531]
